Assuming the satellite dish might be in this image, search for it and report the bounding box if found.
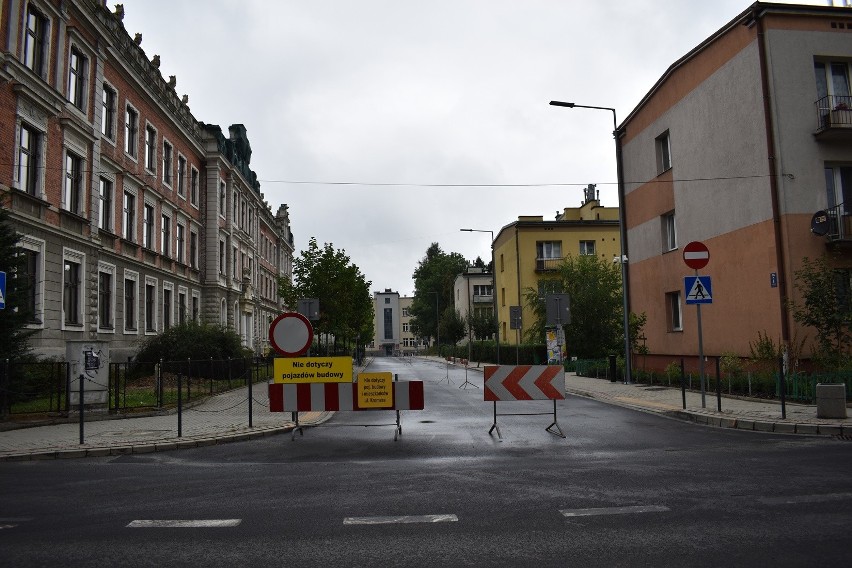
[811,211,830,236]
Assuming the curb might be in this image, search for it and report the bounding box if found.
[567,389,851,437]
[0,411,335,462]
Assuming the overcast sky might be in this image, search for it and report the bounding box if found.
[118,0,823,297]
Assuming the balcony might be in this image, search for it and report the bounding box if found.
[824,203,852,248]
[535,257,563,272]
[814,95,852,141]
[472,294,493,303]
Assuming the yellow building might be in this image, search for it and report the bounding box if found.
[493,190,620,345]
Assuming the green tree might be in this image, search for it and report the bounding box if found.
[523,254,623,358]
[278,237,373,354]
[440,307,467,346]
[790,254,852,369]
[468,309,497,341]
[0,205,35,362]
[409,243,468,345]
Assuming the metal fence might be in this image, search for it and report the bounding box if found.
[1,357,271,418]
[0,360,70,416]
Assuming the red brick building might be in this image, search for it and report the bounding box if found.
[1,0,295,360]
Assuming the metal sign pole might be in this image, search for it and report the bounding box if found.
[695,269,706,408]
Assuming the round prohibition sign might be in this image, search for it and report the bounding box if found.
[683,241,710,270]
[268,312,314,357]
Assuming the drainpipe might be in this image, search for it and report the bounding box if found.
[754,8,791,347]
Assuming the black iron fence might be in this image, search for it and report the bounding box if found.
[1,357,271,418]
[0,360,70,416]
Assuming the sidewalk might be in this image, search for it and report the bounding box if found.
[435,356,851,436]
[0,383,332,462]
[1,360,849,461]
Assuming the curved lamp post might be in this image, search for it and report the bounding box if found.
[549,100,631,384]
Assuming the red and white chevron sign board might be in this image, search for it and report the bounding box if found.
[483,365,565,401]
[268,381,425,412]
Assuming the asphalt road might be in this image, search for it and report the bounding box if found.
[1,357,850,567]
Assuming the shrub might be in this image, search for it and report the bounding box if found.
[134,321,250,363]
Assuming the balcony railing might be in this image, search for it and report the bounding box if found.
[472,294,493,303]
[815,95,852,137]
[824,203,852,244]
[535,257,563,271]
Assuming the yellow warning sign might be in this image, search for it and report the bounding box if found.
[357,372,393,408]
[273,357,353,383]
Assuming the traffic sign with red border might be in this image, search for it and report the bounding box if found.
[268,312,314,357]
[683,241,710,270]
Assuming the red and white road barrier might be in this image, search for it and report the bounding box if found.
[484,365,565,401]
[268,381,425,412]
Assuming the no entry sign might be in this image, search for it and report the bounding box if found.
[269,312,314,357]
[683,241,709,270]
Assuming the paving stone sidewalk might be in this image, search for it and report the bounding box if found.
[0,384,331,461]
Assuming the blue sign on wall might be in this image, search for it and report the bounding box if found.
[0,271,6,309]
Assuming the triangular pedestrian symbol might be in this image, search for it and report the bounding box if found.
[0,287,5,305]
[687,278,711,301]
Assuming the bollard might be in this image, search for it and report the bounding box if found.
[177,372,183,438]
[79,374,85,445]
[680,358,686,410]
[715,357,722,412]
[778,357,786,420]
[608,355,617,383]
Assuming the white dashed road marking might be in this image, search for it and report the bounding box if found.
[127,519,242,528]
[343,514,458,525]
[560,505,670,517]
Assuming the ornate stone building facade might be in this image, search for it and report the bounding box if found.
[1,0,294,360]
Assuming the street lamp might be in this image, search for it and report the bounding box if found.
[460,228,499,364]
[429,291,440,356]
[549,100,631,384]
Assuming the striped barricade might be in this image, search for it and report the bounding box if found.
[483,365,566,439]
[268,381,425,440]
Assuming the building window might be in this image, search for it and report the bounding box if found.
[656,130,672,174]
[178,291,187,325]
[99,178,113,231]
[825,165,852,213]
[192,295,199,321]
[63,151,83,215]
[124,276,137,331]
[23,246,42,324]
[384,308,393,340]
[145,282,156,332]
[219,241,226,274]
[68,47,88,110]
[24,6,48,77]
[162,141,173,185]
[402,323,410,333]
[232,246,238,278]
[101,84,116,140]
[143,203,155,249]
[63,258,82,326]
[815,60,851,124]
[99,270,113,329]
[161,214,171,257]
[536,241,562,270]
[190,167,199,206]
[233,191,238,224]
[176,223,185,264]
[163,286,172,330]
[219,182,226,215]
[145,125,156,171]
[18,123,41,196]
[175,155,185,196]
[666,291,682,332]
[579,240,596,256]
[662,212,677,252]
[189,231,198,269]
[122,191,135,241]
[125,106,138,157]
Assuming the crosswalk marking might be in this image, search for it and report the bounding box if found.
[127,519,242,528]
[343,514,458,525]
[559,505,669,517]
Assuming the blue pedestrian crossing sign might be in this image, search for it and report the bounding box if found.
[0,271,5,309]
[685,276,712,305]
